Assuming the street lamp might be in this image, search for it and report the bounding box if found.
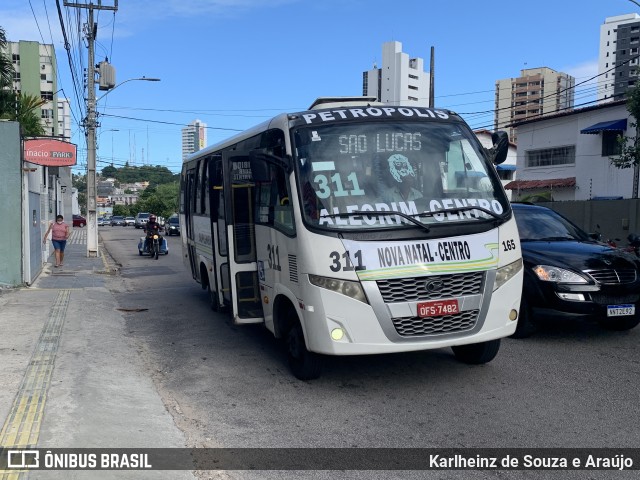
[86,76,160,258]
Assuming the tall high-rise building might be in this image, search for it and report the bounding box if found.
[2,40,61,137]
[181,119,207,161]
[495,67,575,143]
[598,13,640,102]
[362,41,430,107]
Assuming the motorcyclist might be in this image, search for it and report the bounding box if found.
[144,214,162,252]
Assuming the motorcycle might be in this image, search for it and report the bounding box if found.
[137,233,169,258]
[626,233,640,257]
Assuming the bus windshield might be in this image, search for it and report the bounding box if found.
[293,121,509,230]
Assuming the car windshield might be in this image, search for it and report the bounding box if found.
[169,218,179,224]
[293,121,508,231]
[514,207,590,241]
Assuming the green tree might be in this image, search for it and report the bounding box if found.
[101,165,118,178]
[610,84,640,170]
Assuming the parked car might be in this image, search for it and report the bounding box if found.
[72,214,86,227]
[125,216,135,226]
[135,212,150,229]
[165,215,181,236]
[97,217,107,226]
[512,203,640,337]
[110,215,126,226]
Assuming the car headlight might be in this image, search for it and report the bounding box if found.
[494,258,523,291]
[308,274,368,303]
[533,265,588,283]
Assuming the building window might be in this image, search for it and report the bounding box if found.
[525,145,575,167]
[602,131,623,156]
[497,169,513,181]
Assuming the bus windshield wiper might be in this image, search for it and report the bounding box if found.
[417,205,502,221]
[320,210,431,232]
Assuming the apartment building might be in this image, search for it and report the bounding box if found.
[495,67,575,143]
[2,40,66,137]
[598,13,640,102]
[181,119,207,161]
[362,41,430,107]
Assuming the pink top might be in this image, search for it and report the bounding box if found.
[51,221,69,241]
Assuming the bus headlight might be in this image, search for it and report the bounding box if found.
[494,258,523,291]
[308,274,368,304]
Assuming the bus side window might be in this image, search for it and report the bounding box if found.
[255,161,295,235]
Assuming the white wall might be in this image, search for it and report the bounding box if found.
[516,102,635,200]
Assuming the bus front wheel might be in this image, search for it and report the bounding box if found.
[451,339,500,365]
[287,321,322,380]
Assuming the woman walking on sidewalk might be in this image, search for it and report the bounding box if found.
[43,214,70,267]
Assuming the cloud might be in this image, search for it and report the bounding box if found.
[1,6,64,46]
[562,59,598,82]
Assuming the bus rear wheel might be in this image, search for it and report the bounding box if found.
[452,339,500,365]
[287,321,321,380]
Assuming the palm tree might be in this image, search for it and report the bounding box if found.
[0,27,13,87]
[15,92,46,137]
[0,26,17,117]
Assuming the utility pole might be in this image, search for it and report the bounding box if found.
[65,1,118,257]
[429,46,435,109]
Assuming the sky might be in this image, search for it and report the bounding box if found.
[0,0,637,175]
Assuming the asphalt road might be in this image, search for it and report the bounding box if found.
[99,226,640,480]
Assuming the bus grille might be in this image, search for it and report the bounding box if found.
[377,272,485,303]
[586,269,637,285]
[392,310,479,336]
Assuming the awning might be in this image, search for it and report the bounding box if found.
[580,119,627,134]
[496,164,517,171]
[504,177,576,190]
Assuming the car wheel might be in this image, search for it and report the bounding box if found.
[80,222,85,228]
[597,315,640,331]
[287,319,322,380]
[510,297,537,339]
[451,339,500,365]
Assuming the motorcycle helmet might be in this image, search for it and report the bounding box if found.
[150,215,156,221]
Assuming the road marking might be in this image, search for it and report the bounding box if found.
[0,290,70,479]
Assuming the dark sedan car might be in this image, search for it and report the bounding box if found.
[512,203,640,337]
[165,216,180,236]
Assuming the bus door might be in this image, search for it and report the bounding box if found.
[251,157,296,332]
[183,166,198,279]
[222,151,263,323]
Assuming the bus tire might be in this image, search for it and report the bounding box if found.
[287,321,321,380]
[451,339,500,365]
[510,297,537,339]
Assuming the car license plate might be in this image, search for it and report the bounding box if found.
[417,299,459,318]
[607,304,635,317]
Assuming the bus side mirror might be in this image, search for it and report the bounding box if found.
[484,131,509,165]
